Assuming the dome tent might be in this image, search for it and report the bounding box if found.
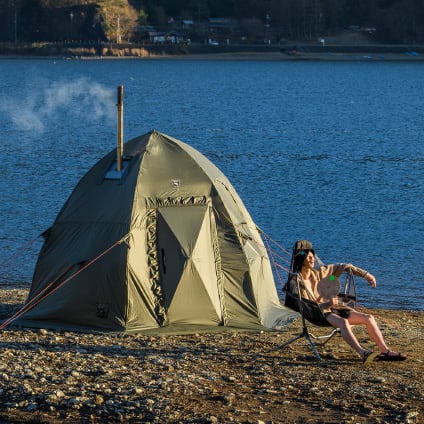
[17,130,296,333]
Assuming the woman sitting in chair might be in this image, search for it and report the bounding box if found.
[286,239,406,363]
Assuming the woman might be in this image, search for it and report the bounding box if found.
[286,240,406,363]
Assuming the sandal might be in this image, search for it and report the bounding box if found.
[362,350,379,365]
[376,350,406,361]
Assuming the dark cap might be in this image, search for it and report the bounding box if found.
[293,239,315,255]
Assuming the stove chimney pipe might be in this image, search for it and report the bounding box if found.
[117,85,124,172]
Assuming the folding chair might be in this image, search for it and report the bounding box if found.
[280,270,357,360]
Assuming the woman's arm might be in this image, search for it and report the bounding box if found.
[331,263,377,287]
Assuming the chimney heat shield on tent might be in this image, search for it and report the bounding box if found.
[104,158,131,180]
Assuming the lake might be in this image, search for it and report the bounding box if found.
[0,57,422,310]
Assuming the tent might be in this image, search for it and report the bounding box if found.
[16,130,296,333]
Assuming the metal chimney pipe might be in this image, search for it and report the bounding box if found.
[117,85,124,172]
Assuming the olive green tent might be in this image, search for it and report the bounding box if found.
[17,130,296,333]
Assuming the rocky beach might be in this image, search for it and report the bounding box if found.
[0,286,422,423]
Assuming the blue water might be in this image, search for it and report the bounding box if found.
[0,58,422,310]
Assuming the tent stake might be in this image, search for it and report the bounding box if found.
[117,85,124,172]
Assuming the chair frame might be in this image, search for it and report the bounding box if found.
[279,270,357,360]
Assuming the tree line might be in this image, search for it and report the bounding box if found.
[137,0,423,43]
[1,0,423,44]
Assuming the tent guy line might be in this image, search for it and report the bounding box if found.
[0,227,295,332]
[0,228,401,333]
[0,232,130,331]
[0,234,40,283]
[2,227,401,334]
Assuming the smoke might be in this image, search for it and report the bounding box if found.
[1,78,115,133]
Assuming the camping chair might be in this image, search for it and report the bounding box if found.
[280,270,357,360]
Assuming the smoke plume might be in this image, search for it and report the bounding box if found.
[1,78,115,133]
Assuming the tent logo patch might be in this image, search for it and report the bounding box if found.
[96,303,110,318]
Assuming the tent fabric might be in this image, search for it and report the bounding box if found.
[16,130,297,333]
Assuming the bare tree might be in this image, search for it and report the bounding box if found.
[101,0,138,43]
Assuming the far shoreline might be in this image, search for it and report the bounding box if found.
[1,52,424,62]
[1,42,424,62]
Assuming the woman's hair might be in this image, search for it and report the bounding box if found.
[285,240,316,290]
[292,249,314,273]
[290,240,315,273]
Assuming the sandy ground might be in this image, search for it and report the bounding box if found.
[0,286,422,424]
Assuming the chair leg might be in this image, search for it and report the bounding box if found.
[304,330,322,360]
[278,326,322,360]
[310,328,340,346]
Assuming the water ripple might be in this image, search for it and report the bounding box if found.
[0,59,422,310]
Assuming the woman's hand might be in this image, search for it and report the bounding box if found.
[330,296,339,306]
[364,272,377,288]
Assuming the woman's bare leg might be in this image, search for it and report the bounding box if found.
[347,310,389,353]
[326,313,367,357]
